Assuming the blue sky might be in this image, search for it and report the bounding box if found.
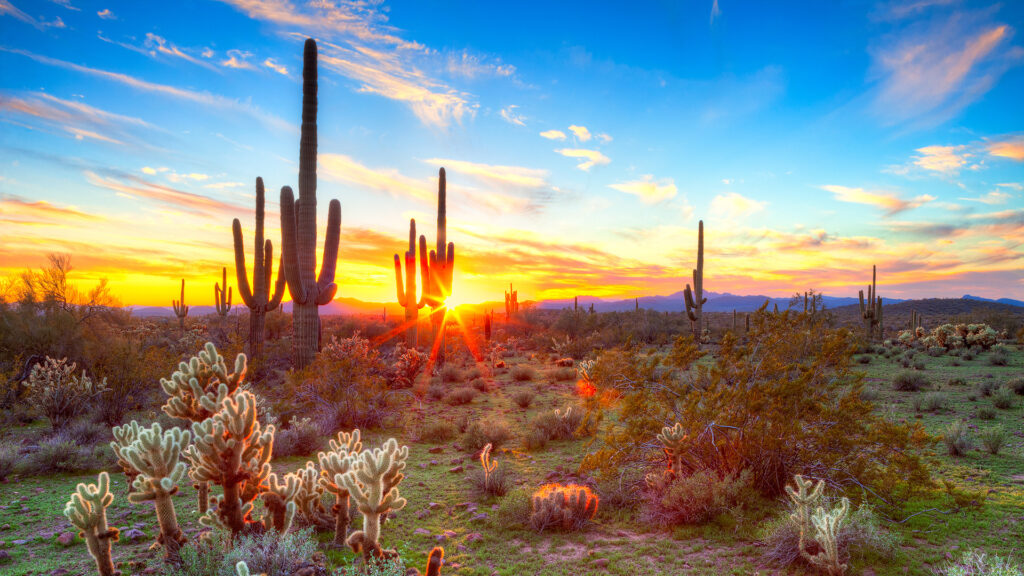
[1,0,1023,305]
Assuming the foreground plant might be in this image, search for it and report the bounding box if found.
[529,483,599,532]
[63,471,120,576]
[340,438,409,564]
[802,497,850,575]
[318,429,363,545]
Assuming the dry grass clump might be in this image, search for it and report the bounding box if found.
[511,365,536,381]
[463,417,513,451]
[510,389,535,408]
[444,386,478,406]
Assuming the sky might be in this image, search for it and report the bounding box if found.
[1,0,1023,307]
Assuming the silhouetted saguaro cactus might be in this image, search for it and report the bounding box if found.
[505,283,518,319]
[280,38,342,368]
[394,218,428,348]
[684,220,706,347]
[214,267,232,318]
[233,177,286,368]
[421,168,454,363]
[859,265,883,341]
[172,279,188,330]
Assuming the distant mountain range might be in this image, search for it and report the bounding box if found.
[127,292,1023,317]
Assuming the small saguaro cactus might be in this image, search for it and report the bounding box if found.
[188,388,274,535]
[505,283,519,320]
[214,267,233,317]
[684,220,706,347]
[233,177,287,368]
[339,438,409,564]
[803,498,850,576]
[113,421,191,561]
[173,278,189,329]
[64,471,120,576]
[280,38,343,369]
[910,309,922,331]
[394,218,428,348]
[317,429,363,546]
[859,264,883,341]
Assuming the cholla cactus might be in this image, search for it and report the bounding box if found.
[290,461,329,527]
[318,429,363,545]
[785,474,825,557]
[802,497,850,576]
[187,389,274,534]
[656,423,688,476]
[408,547,444,576]
[480,443,497,489]
[234,561,266,576]
[262,472,298,533]
[339,438,409,563]
[530,483,598,532]
[64,471,120,576]
[27,357,108,429]
[112,422,190,561]
[109,421,140,494]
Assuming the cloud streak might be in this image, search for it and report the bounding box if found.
[556,148,610,171]
[822,184,934,216]
[609,175,677,204]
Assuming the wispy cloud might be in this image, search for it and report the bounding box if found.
[913,144,969,173]
[539,129,566,141]
[710,192,766,220]
[0,92,156,146]
[85,170,243,216]
[959,191,1012,205]
[319,153,433,203]
[609,175,677,204]
[143,33,220,71]
[556,148,610,171]
[425,158,548,191]
[870,11,1021,126]
[222,49,255,69]
[97,8,114,19]
[568,124,592,142]
[0,47,292,132]
[263,58,288,76]
[0,194,105,225]
[1,0,65,30]
[499,105,525,126]
[710,0,721,25]
[822,184,934,215]
[987,134,1024,161]
[445,49,515,79]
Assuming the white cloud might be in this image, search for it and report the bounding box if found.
[97,8,114,19]
[540,130,566,141]
[222,49,255,70]
[822,184,934,215]
[710,192,766,220]
[568,124,591,142]
[556,148,610,171]
[959,191,1012,205]
[913,145,969,173]
[596,132,612,144]
[263,58,288,76]
[609,175,677,204]
[499,105,525,126]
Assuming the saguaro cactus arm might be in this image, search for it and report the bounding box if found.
[215,267,233,316]
[64,471,120,576]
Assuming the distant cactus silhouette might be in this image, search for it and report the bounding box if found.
[214,267,232,318]
[684,220,706,347]
[172,278,188,329]
[395,218,428,347]
[63,471,119,576]
[232,177,286,367]
[505,283,518,319]
[420,168,454,363]
[859,265,883,341]
[280,38,342,368]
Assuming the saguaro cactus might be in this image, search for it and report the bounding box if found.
[64,472,120,576]
[214,267,232,318]
[339,438,409,564]
[233,177,286,367]
[858,265,883,341]
[505,283,518,319]
[394,218,428,347]
[280,38,342,368]
[173,278,189,329]
[420,168,455,362]
[113,422,190,561]
[684,220,706,347]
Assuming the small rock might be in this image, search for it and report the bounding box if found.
[594,558,609,568]
[0,550,10,563]
[414,528,431,536]
[11,540,27,546]
[466,532,483,543]
[428,446,444,454]
[56,532,75,546]
[448,465,464,474]
[428,502,442,510]
[470,513,488,521]
[449,458,463,465]
[121,528,146,541]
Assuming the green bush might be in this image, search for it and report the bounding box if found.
[1009,377,1024,396]
[948,377,967,386]
[937,549,1022,576]
[988,348,1009,367]
[463,417,513,451]
[510,389,535,408]
[427,382,445,400]
[274,417,321,457]
[942,421,972,457]
[167,526,318,576]
[651,469,754,525]
[920,392,950,412]
[977,405,997,420]
[761,500,898,568]
[893,371,929,391]
[992,387,1015,410]
[978,427,1008,456]
[0,440,17,481]
[419,420,457,443]
[444,387,477,406]
[552,367,577,381]
[511,365,536,381]
[440,364,463,383]
[17,432,109,476]
[494,487,532,528]
[469,377,488,392]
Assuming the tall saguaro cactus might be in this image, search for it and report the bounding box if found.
[505,283,518,319]
[214,267,232,318]
[684,220,706,347]
[420,168,454,363]
[173,279,189,330]
[858,265,883,341]
[280,38,342,368]
[394,219,428,347]
[233,177,286,367]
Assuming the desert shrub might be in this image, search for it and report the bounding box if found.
[978,427,1008,455]
[274,417,321,457]
[913,358,927,370]
[649,469,754,525]
[25,357,108,429]
[510,389,535,408]
[468,446,510,498]
[17,432,107,476]
[293,334,395,431]
[440,364,463,383]
[444,386,477,406]
[64,417,110,446]
[388,344,427,388]
[167,526,318,576]
[979,381,998,397]
[463,417,513,451]
[936,549,1023,576]
[495,487,532,528]
[893,371,929,391]
[962,350,975,361]
[419,420,457,443]
[943,421,972,457]
[464,367,483,381]
[531,405,583,441]
[427,382,445,400]
[967,392,978,402]
[859,387,879,402]
[977,405,997,420]
[511,365,536,381]
[992,387,1015,409]
[551,367,577,381]
[1009,377,1024,396]
[948,377,967,386]
[899,357,912,368]
[529,483,599,532]
[927,346,945,357]
[469,377,488,392]
[950,357,962,367]
[761,498,898,569]
[920,392,950,413]
[523,427,548,450]
[988,346,1010,367]
[581,314,932,500]
[855,355,871,364]
[0,440,17,481]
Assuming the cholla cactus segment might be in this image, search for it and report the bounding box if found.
[160,342,247,422]
[293,461,328,523]
[234,561,267,576]
[339,438,409,561]
[802,497,850,576]
[529,483,598,532]
[110,421,140,493]
[656,423,688,475]
[318,439,361,546]
[64,471,120,576]
[28,357,108,429]
[785,474,825,555]
[188,389,273,534]
[327,428,362,455]
[480,443,497,482]
[262,472,299,533]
